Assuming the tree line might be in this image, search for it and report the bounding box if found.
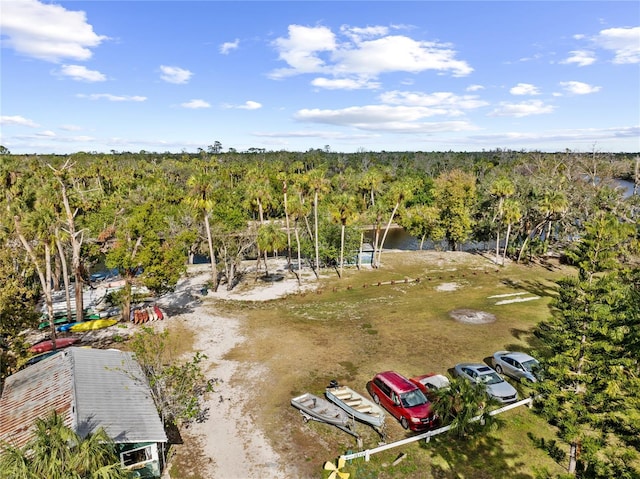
[0,148,638,373]
[0,147,638,477]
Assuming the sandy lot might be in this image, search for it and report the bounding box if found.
[156,261,316,479]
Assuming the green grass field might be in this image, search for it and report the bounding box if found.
[196,251,575,478]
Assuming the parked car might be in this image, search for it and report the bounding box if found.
[409,373,451,400]
[492,351,541,382]
[367,371,435,431]
[453,363,518,403]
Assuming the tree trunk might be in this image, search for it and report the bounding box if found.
[634,155,639,196]
[339,224,345,279]
[372,221,381,268]
[377,203,399,267]
[314,191,320,279]
[495,229,501,265]
[357,231,364,270]
[303,215,318,279]
[516,220,545,263]
[568,442,577,474]
[54,234,73,321]
[283,182,292,266]
[44,244,57,350]
[122,277,133,325]
[503,223,512,264]
[56,171,85,321]
[14,217,56,347]
[204,214,218,291]
[294,223,302,286]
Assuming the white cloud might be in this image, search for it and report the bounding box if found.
[509,83,540,95]
[0,0,107,62]
[238,101,262,110]
[559,81,601,95]
[269,24,472,87]
[333,35,472,77]
[77,93,147,102]
[340,25,389,42]
[311,77,380,90]
[59,64,106,82]
[270,25,337,77]
[220,39,240,54]
[160,65,193,84]
[60,124,83,131]
[489,100,555,118]
[466,84,484,92]
[470,126,640,145]
[36,130,56,137]
[181,99,210,109]
[294,105,479,133]
[379,91,488,113]
[593,26,640,64]
[561,50,596,66]
[1,115,40,127]
[222,101,263,110]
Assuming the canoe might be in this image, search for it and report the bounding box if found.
[38,317,70,330]
[24,350,61,367]
[41,313,102,330]
[70,318,118,332]
[291,393,350,427]
[57,322,83,332]
[29,336,79,354]
[326,383,386,428]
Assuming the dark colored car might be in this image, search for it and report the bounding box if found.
[367,371,435,431]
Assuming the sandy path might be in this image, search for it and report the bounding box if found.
[157,263,314,479]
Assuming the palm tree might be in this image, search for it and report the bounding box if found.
[329,193,357,279]
[489,176,515,265]
[256,223,287,277]
[0,411,131,479]
[244,167,275,277]
[430,377,497,439]
[305,168,331,278]
[501,198,522,264]
[539,189,568,253]
[185,170,218,290]
[286,190,310,285]
[376,179,416,267]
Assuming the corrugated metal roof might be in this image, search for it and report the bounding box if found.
[0,347,167,449]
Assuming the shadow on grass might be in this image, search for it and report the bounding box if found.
[500,277,561,299]
[426,433,533,479]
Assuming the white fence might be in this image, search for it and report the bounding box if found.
[340,397,533,462]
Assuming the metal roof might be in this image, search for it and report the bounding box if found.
[0,347,167,449]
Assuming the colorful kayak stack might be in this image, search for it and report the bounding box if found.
[131,305,164,324]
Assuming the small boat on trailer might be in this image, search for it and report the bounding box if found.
[325,381,386,429]
[291,393,350,427]
[291,392,361,443]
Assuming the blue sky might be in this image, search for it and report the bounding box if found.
[1,1,639,154]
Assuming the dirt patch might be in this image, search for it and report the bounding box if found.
[449,308,497,324]
[436,282,460,291]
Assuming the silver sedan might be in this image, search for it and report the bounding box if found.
[492,351,541,383]
[453,363,519,403]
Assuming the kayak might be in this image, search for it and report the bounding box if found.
[38,317,71,330]
[57,322,82,332]
[25,350,61,366]
[70,318,118,332]
[40,313,101,330]
[29,336,80,354]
